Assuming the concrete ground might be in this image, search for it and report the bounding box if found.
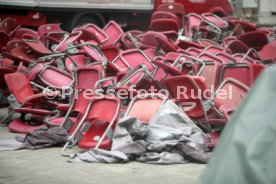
[0,108,205,184]
[257,12,276,27]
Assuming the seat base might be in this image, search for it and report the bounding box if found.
[78,119,112,150]
[8,119,47,134]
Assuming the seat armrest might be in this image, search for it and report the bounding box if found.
[57,104,71,111]
[23,91,60,104]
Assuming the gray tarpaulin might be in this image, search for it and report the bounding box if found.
[72,100,210,164]
[199,66,276,184]
[0,127,68,151]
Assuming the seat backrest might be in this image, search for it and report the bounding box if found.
[198,61,221,89]
[150,19,179,33]
[219,63,253,87]
[103,20,123,46]
[140,31,167,49]
[6,39,24,52]
[187,13,202,29]
[86,97,121,123]
[5,72,34,104]
[202,13,228,29]
[157,3,185,27]
[151,11,179,22]
[38,66,73,90]
[238,31,268,51]
[227,40,250,55]
[38,23,63,39]
[157,3,185,16]
[22,39,52,55]
[125,94,166,123]
[9,46,37,65]
[252,64,265,83]
[1,17,17,33]
[116,49,154,72]
[64,54,86,72]
[100,45,120,62]
[54,31,82,53]
[258,42,276,62]
[164,75,207,118]
[81,24,108,45]
[73,65,104,114]
[15,28,38,39]
[214,78,249,115]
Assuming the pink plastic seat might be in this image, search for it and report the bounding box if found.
[64,54,87,72]
[238,31,268,51]
[38,23,63,39]
[151,11,179,23]
[23,39,52,55]
[8,119,46,134]
[54,31,82,53]
[152,59,183,77]
[6,39,23,52]
[176,39,202,50]
[197,54,222,89]
[164,75,209,119]
[219,63,254,87]
[3,46,37,66]
[154,35,178,53]
[227,40,250,54]
[150,19,179,38]
[125,93,167,123]
[157,3,185,27]
[1,72,59,130]
[140,31,167,49]
[258,42,276,63]
[202,13,228,30]
[14,28,38,40]
[100,45,120,62]
[45,65,104,127]
[103,20,123,46]
[37,65,73,90]
[112,49,154,72]
[77,24,108,45]
[1,17,18,33]
[204,45,227,55]
[187,13,202,29]
[214,78,249,120]
[78,97,121,149]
